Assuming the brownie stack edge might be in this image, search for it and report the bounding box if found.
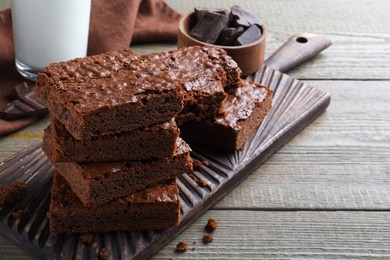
[35,48,193,234]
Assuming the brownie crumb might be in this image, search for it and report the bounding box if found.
[198,179,207,187]
[98,248,109,260]
[202,160,211,167]
[205,218,218,232]
[0,182,27,206]
[192,247,196,251]
[192,159,203,170]
[80,233,95,245]
[11,210,24,218]
[176,241,188,252]
[202,233,213,244]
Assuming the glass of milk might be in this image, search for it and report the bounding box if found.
[11,0,91,81]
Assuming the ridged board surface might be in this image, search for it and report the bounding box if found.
[0,67,330,259]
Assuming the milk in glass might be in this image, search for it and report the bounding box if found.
[12,0,91,80]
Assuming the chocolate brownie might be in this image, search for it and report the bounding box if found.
[141,46,243,123]
[0,182,27,206]
[36,49,183,140]
[48,173,180,233]
[43,118,179,163]
[55,138,192,207]
[180,81,272,150]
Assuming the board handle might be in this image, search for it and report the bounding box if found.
[264,33,332,73]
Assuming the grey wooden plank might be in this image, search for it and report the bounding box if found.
[215,80,390,210]
[0,237,31,260]
[153,210,390,259]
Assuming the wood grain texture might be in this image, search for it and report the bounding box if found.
[215,81,390,209]
[152,210,390,259]
[3,210,390,259]
[265,33,332,73]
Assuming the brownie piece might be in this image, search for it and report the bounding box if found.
[0,182,27,206]
[141,46,243,123]
[176,241,188,252]
[55,138,192,207]
[180,81,272,150]
[48,173,180,233]
[36,48,183,140]
[43,118,179,163]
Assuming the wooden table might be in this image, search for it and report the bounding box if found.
[1,0,390,259]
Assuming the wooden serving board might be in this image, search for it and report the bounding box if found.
[0,66,330,259]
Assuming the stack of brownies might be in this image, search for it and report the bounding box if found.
[35,49,193,233]
[35,45,273,234]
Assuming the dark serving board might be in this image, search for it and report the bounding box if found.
[0,66,330,259]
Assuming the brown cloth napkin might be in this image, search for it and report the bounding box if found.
[0,0,181,136]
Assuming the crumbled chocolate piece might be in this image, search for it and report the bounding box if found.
[176,241,188,252]
[80,233,95,245]
[202,233,213,244]
[234,24,262,46]
[190,6,263,47]
[199,179,207,187]
[193,159,203,170]
[192,247,196,251]
[11,210,24,218]
[205,218,218,232]
[231,5,263,28]
[0,182,27,206]
[0,82,47,120]
[190,11,229,44]
[98,248,109,260]
[216,27,244,46]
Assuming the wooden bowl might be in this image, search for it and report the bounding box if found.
[178,12,267,76]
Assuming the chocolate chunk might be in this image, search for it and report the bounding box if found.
[234,24,262,46]
[189,11,229,44]
[216,27,244,46]
[231,5,263,28]
[0,82,47,120]
[194,7,229,21]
